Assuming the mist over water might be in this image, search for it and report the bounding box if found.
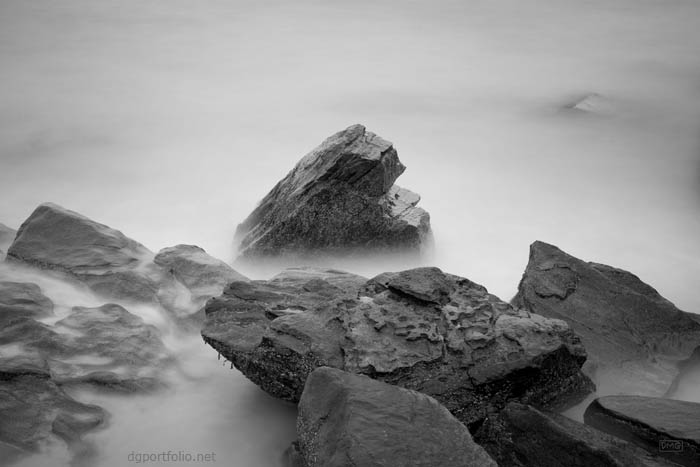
[1,0,700,465]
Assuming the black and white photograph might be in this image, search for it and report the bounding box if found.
[1,1,699,466]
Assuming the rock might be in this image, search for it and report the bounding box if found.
[563,93,615,115]
[513,241,700,396]
[584,396,700,467]
[154,244,248,304]
[6,203,163,303]
[0,223,16,260]
[0,303,170,392]
[203,266,593,425]
[234,124,432,260]
[475,402,675,467]
[0,370,105,455]
[0,281,54,324]
[294,366,496,467]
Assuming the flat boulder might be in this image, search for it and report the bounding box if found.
[512,241,700,396]
[294,366,496,467]
[202,266,593,425]
[0,281,54,324]
[584,395,700,467]
[234,124,432,261]
[475,402,675,467]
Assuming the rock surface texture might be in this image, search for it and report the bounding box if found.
[475,402,675,467]
[584,396,700,467]
[0,281,54,324]
[295,366,496,467]
[202,266,593,425]
[234,124,432,260]
[513,241,700,396]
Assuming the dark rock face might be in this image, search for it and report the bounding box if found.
[584,396,700,467]
[0,223,16,260]
[295,367,496,467]
[475,402,675,467]
[202,266,593,425]
[234,124,432,260]
[513,241,700,396]
[154,244,249,303]
[0,281,54,324]
[0,369,105,456]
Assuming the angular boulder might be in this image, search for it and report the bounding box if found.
[584,396,700,467]
[234,124,432,260]
[513,241,700,396]
[202,266,593,425]
[294,366,496,467]
[6,203,163,303]
[0,281,54,325]
[475,402,675,467]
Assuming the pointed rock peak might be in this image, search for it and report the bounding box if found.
[235,125,431,260]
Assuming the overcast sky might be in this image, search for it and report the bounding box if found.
[1,0,699,311]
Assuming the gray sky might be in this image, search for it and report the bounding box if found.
[1,0,699,311]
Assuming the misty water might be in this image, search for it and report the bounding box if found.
[1,0,700,466]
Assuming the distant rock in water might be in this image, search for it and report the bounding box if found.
[475,402,675,467]
[512,241,700,396]
[202,266,593,426]
[234,124,432,262]
[584,396,700,467]
[293,366,497,467]
[563,93,615,116]
[0,222,16,260]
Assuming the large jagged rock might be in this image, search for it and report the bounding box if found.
[0,281,54,325]
[0,223,16,260]
[0,368,105,456]
[475,402,675,467]
[155,244,249,304]
[513,241,700,396]
[234,124,432,260]
[202,266,593,425]
[293,367,496,467]
[585,396,700,467]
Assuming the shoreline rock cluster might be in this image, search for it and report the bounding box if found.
[1,125,699,466]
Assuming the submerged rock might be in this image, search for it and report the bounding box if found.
[0,223,16,260]
[476,402,675,467]
[0,303,170,392]
[155,244,248,303]
[294,366,496,467]
[584,396,700,467]
[0,281,54,324]
[0,369,105,456]
[512,241,700,396]
[234,124,432,261]
[563,93,615,116]
[203,266,593,425]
